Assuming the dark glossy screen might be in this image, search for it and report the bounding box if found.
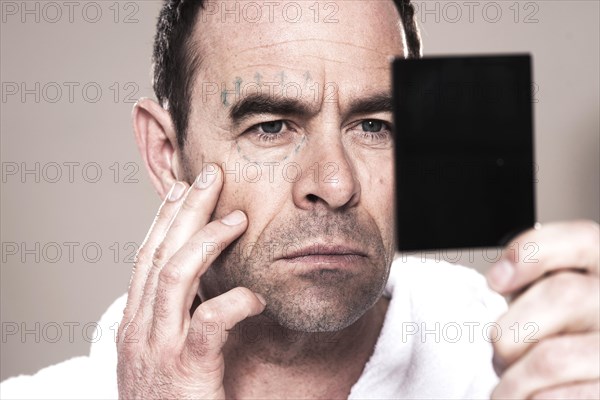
[393,55,535,251]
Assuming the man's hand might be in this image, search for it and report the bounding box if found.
[116,164,266,399]
[487,220,600,399]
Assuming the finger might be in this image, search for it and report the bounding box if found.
[183,286,266,363]
[157,163,222,268]
[121,181,188,325]
[487,220,599,294]
[137,164,222,325]
[149,210,250,342]
[532,380,600,400]
[492,272,599,368]
[491,332,599,400]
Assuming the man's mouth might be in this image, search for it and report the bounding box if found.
[277,243,368,266]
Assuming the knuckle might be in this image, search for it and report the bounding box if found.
[132,246,150,266]
[492,334,517,363]
[543,272,582,300]
[528,338,565,378]
[544,273,599,321]
[158,261,182,286]
[152,244,170,270]
[195,305,225,324]
[180,195,202,213]
[157,195,181,218]
[199,222,223,240]
[491,318,517,359]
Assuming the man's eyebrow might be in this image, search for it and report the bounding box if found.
[345,93,393,116]
[229,94,313,125]
[228,92,393,126]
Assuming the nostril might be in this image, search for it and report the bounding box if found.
[306,194,319,203]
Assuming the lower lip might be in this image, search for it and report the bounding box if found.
[276,255,366,283]
[277,254,367,274]
[281,254,365,264]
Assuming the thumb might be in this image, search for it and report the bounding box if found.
[183,287,266,362]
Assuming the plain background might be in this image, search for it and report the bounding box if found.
[1,0,598,382]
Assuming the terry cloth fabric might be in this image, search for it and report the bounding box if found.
[1,257,506,399]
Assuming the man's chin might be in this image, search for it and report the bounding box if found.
[259,283,384,333]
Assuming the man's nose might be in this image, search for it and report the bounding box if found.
[291,132,361,211]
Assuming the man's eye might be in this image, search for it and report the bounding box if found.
[259,121,284,134]
[361,120,384,132]
[244,120,295,145]
[349,119,393,148]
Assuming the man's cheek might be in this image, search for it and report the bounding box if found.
[365,172,395,249]
[214,180,246,220]
[218,177,271,230]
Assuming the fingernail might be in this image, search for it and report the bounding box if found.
[167,182,186,202]
[255,293,267,306]
[195,164,217,189]
[488,260,514,290]
[221,210,246,226]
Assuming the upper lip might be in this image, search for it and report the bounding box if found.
[278,243,368,260]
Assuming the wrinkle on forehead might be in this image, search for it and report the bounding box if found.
[220,39,400,80]
[234,38,401,59]
[217,34,404,69]
[193,1,406,66]
[227,58,392,77]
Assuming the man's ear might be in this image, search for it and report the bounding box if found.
[132,98,182,199]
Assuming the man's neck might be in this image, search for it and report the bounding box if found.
[222,295,390,399]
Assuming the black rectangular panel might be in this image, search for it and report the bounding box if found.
[393,55,536,251]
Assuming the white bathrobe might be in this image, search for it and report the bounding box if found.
[1,257,507,399]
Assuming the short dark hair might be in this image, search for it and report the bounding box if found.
[152,0,422,149]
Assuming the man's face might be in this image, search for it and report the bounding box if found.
[180,0,405,332]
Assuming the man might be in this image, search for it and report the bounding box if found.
[2,0,598,398]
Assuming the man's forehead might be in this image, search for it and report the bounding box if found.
[192,0,405,77]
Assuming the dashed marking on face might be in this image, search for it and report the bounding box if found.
[235,77,243,94]
[221,90,228,106]
[294,135,307,154]
[303,71,312,84]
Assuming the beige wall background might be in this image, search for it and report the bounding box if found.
[1,0,598,382]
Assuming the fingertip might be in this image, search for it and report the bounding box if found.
[221,210,247,226]
[194,164,219,189]
[487,259,515,292]
[166,181,187,202]
[203,161,221,173]
[255,293,267,307]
